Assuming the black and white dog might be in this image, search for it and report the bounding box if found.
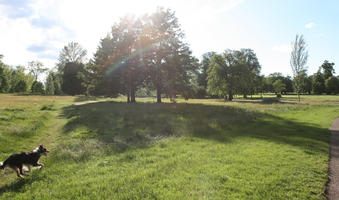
[0,145,49,178]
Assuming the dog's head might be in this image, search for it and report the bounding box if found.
[34,145,50,156]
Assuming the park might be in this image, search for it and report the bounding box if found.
[1,1,339,199]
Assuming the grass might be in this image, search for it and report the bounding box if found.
[0,94,338,199]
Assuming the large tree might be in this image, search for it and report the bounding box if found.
[57,42,87,73]
[92,16,145,102]
[61,62,86,95]
[142,8,197,103]
[312,69,325,94]
[207,52,250,101]
[27,61,47,81]
[290,34,308,102]
[197,52,216,97]
[321,60,335,80]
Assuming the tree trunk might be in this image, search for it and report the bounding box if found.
[131,86,136,103]
[297,92,300,102]
[243,94,247,99]
[127,92,130,103]
[228,90,233,101]
[156,86,161,103]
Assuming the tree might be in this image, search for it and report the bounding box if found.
[0,56,9,93]
[301,74,312,94]
[197,52,216,97]
[273,79,286,97]
[290,34,308,102]
[312,70,325,94]
[14,80,27,93]
[142,8,197,103]
[91,16,145,102]
[232,49,261,98]
[321,60,335,80]
[325,76,339,94]
[27,61,48,81]
[45,71,61,95]
[61,62,86,95]
[57,42,87,73]
[207,54,231,100]
[8,66,34,93]
[207,53,250,101]
[31,81,45,94]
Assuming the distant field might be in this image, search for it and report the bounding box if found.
[0,94,339,199]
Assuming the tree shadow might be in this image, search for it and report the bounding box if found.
[234,97,297,105]
[59,101,328,155]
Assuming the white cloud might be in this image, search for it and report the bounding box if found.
[0,0,245,71]
[305,22,315,29]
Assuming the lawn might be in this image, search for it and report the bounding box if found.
[0,94,338,199]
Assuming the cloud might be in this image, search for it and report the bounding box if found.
[0,0,34,19]
[305,22,315,29]
[272,44,291,53]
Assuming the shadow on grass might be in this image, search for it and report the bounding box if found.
[59,101,328,154]
[0,171,45,195]
[233,97,297,105]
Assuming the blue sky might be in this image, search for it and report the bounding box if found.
[0,0,338,77]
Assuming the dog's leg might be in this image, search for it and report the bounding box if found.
[15,167,24,178]
[27,165,32,172]
[33,163,44,169]
[19,165,28,176]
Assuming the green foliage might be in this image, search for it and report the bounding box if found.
[197,52,216,97]
[207,49,261,101]
[91,9,198,103]
[264,73,293,94]
[45,71,62,95]
[0,64,9,93]
[325,76,339,94]
[312,70,325,94]
[13,80,27,93]
[31,81,45,94]
[62,62,86,95]
[321,60,335,80]
[272,79,286,95]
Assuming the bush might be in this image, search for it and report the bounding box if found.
[325,77,339,94]
[14,80,27,92]
[31,81,45,94]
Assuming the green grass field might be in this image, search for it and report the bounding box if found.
[0,94,338,199]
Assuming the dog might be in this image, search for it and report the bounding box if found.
[0,145,49,178]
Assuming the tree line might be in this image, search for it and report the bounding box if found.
[0,8,338,101]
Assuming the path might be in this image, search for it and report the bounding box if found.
[328,118,339,199]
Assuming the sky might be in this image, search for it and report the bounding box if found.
[0,0,338,77]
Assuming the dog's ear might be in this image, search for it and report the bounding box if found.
[39,145,43,149]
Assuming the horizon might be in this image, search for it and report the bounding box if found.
[0,0,338,77]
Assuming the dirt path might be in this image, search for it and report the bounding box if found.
[328,118,339,199]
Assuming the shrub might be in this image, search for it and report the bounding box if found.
[31,81,45,94]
